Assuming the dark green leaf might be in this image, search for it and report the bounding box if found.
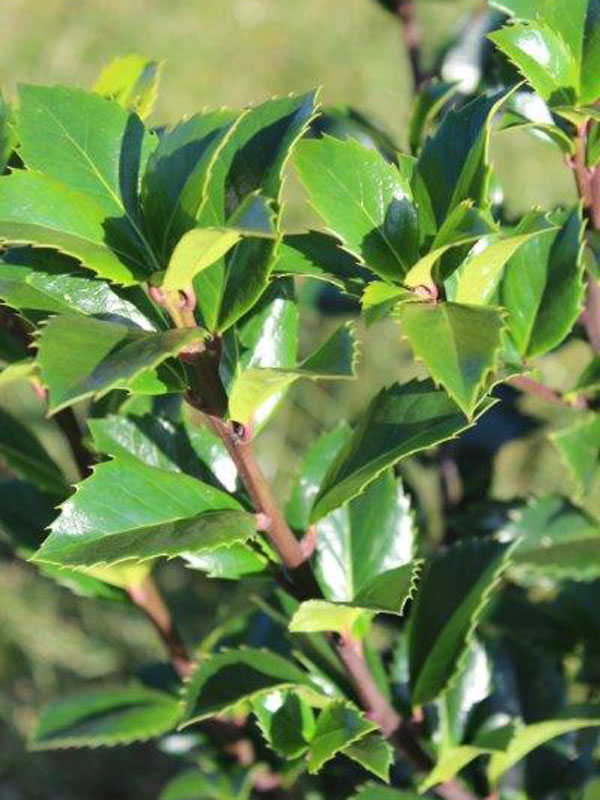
[254,690,315,758]
[398,302,505,418]
[32,457,255,568]
[574,356,600,396]
[295,135,419,280]
[343,733,394,782]
[37,315,203,412]
[312,380,492,521]
[180,648,322,726]
[30,686,180,749]
[159,768,253,800]
[409,81,459,155]
[0,406,66,495]
[307,701,377,773]
[409,538,513,704]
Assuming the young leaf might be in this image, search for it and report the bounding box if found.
[30,687,180,750]
[311,380,492,521]
[307,701,377,773]
[0,247,163,329]
[194,92,318,332]
[180,648,322,726]
[0,407,66,496]
[273,231,368,296]
[398,302,505,418]
[294,135,418,280]
[500,207,585,357]
[160,193,275,292]
[37,315,203,412]
[409,538,514,704]
[500,496,600,580]
[94,54,163,119]
[253,690,315,759]
[362,282,413,326]
[227,322,358,425]
[32,457,255,568]
[550,416,600,500]
[0,172,148,285]
[488,715,600,785]
[412,92,507,236]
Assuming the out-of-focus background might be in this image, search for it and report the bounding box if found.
[0,2,586,798]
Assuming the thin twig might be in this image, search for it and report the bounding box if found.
[128,576,194,678]
[396,0,427,91]
[508,375,585,408]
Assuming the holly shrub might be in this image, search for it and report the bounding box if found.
[1,2,600,800]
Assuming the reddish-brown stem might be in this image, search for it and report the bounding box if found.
[508,375,586,409]
[128,576,194,679]
[396,0,427,91]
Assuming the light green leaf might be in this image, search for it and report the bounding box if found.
[195,92,318,332]
[311,379,491,521]
[0,91,16,172]
[37,314,203,412]
[32,457,254,568]
[343,733,394,782]
[501,207,585,357]
[489,23,579,105]
[184,542,268,580]
[94,54,163,119]
[289,601,371,636]
[550,416,600,500]
[352,787,422,800]
[574,356,600,396]
[30,687,180,749]
[409,538,514,704]
[488,716,600,784]
[228,322,357,425]
[362,282,413,325]
[0,358,37,388]
[398,302,505,418]
[0,172,147,285]
[500,496,600,580]
[0,407,66,496]
[253,690,315,759]
[180,648,322,726]
[161,193,275,292]
[307,701,377,773]
[295,135,418,280]
[159,768,253,800]
[273,231,368,295]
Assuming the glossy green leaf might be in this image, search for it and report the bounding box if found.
[287,423,351,532]
[180,648,322,726]
[184,542,268,580]
[550,416,600,499]
[489,23,579,105]
[160,193,275,292]
[312,379,491,521]
[307,701,377,773]
[37,315,203,412]
[32,457,254,568]
[0,407,66,495]
[295,135,418,280]
[30,686,180,749]
[142,108,240,259]
[0,247,162,329]
[362,282,413,325]
[289,601,372,636]
[343,733,394,782]
[409,538,514,704]
[254,690,315,758]
[273,231,368,296]
[409,80,459,155]
[94,54,163,119]
[228,322,357,425]
[500,207,585,357]
[222,278,299,431]
[500,496,600,580]
[441,640,492,748]
[412,92,507,236]
[488,715,600,785]
[454,231,550,305]
[17,84,158,270]
[195,92,318,332]
[398,302,505,418]
[0,172,147,285]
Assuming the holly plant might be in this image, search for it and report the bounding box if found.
[1,2,600,799]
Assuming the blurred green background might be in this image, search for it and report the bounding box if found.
[0,1,586,798]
